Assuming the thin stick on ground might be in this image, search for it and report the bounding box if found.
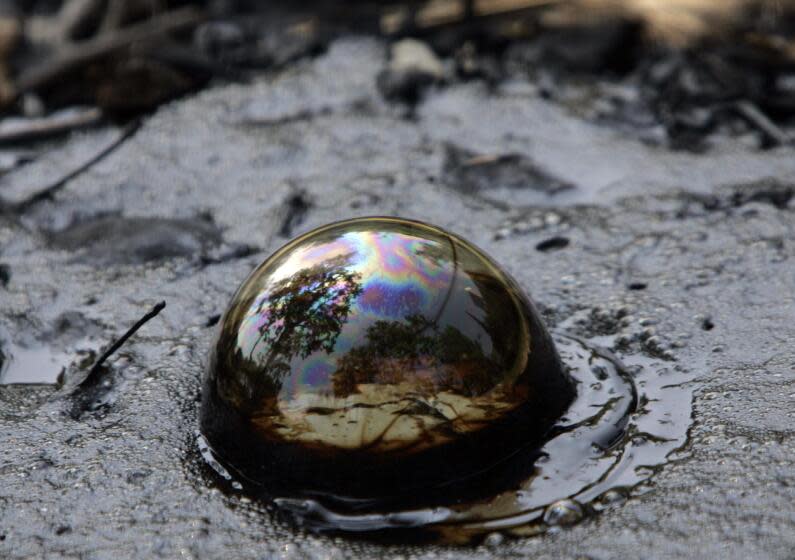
[381,0,563,36]
[734,100,792,147]
[14,119,140,212]
[83,301,167,383]
[0,107,103,145]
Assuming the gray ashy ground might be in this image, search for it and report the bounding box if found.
[1,38,795,559]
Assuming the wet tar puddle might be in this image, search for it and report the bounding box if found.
[197,332,694,544]
[0,339,99,386]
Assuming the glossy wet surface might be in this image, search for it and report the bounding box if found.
[199,333,693,543]
[0,342,77,385]
[0,331,101,386]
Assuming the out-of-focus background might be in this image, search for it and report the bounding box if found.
[1,0,794,151]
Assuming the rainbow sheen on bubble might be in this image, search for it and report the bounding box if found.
[234,227,461,402]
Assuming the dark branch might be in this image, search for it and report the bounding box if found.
[14,120,140,212]
[0,107,103,145]
[84,300,166,382]
[13,7,205,100]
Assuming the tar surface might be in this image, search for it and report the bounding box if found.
[1,38,794,559]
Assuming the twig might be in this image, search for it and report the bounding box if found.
[83,301,166,382]
[13,6,205,100]
[57,0,107,43]
[14,120,140,212]
[381,0,563,36]
[0,107,103,145]
[734,100,791,147]
[137,41,246,81]
[461,153,515,167]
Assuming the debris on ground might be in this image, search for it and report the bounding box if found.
[0,0,791,156]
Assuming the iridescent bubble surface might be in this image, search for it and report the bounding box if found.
[200,217,576,499]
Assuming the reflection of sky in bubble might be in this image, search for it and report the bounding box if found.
[235,227,494,400]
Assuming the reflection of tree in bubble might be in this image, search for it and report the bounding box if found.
[220,255,362,414]
[413,241,453,269]
[332,313,504,399]
[249,254,363,371]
